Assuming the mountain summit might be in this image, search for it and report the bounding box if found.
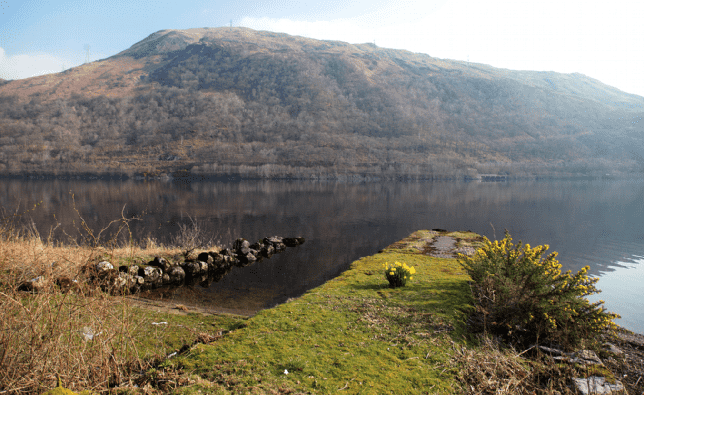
[0,27,643,179]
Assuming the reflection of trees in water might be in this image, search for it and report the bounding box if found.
[0,178,642,278]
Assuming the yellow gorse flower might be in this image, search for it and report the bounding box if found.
[457,230,618,350]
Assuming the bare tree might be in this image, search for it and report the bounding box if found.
[172,214,204,257]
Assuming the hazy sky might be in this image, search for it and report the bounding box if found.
[0,0,645,95]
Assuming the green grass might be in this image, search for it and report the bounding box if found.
[160,230,479,394]
[126,307,247,359]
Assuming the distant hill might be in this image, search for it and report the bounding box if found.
[0,27,643,179]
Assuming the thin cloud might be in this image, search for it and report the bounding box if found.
[0,47,106,79]
[236,17,381,45]
[0,47,81,80]
[234,4,643,96]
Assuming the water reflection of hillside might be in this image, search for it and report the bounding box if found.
[1,178,643,315]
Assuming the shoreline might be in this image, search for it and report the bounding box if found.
[139,230,644,394]
[0,171,644,183]
[3,229,643,394]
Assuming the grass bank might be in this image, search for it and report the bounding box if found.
[156,230,477,394]
[2,224,638,394]
[123,229,632,395]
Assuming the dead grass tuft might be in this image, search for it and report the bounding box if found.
[0,206,192,394]
[451,334,577,395]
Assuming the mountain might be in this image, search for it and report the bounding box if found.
[0,27,643,179]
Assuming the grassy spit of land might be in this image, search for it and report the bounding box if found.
[1,225,640,394]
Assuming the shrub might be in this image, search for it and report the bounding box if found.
[383,261,416,288]
[458,231,619,350]
[171,214,218,257]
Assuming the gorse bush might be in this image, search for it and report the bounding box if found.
[383,261,416,288]
[458,231,619,350]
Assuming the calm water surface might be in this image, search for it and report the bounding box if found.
[0,178,643,333]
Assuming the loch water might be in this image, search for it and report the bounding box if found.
[0,177,644,333]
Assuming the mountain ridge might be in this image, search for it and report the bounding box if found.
[0,26,643,179]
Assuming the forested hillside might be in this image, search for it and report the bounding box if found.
[0,27,643,179]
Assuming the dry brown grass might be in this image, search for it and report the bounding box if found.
[451,334,578,395]
[0,203,235,394]
[0,213,180,393]
[0,221,140,393]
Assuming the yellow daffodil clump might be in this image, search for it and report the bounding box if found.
[383,261,416,288]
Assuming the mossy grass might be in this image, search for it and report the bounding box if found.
[133,229,618,395]
[164,231,477,394]
[124,307,247,359]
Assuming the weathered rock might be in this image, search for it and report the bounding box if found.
[232,238,249,252]
[245,253,258,263]
[167,265,186,284]
[181,261,200,276]
[55,276,79,292]
[18,276,48,292]
[617,330,644,348]
[535,345,566,356]
[139,265,162,286]
[197,252,212,266]
[25,235,303,296]
[569,350,603,366]
[97,261,114,274]
[119,265,139,276]
[282,237,305,247]
[454,246,476,257]
[535,345,604,366]
[573,376,625,395]
[93,269,130,294]
[105,272,130,294]
[259,244,275,257]
[214,254,228,268]
[264,236,283,245]
[148,256,171,272]
[199,252,224,268]
[603,342,625,358]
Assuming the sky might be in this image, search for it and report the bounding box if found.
[0,0,647,95]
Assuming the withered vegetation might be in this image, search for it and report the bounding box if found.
[0,27,643,180]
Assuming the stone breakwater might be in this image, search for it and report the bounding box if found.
[18,236,305,295]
